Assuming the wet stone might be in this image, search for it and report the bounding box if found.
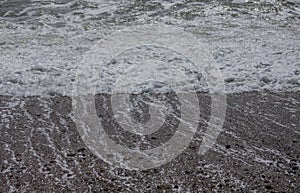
[265,185,273,190]
[225,77,235,83]
[67,152,76,157]
[48,91,59,96]
[157,184,172,190]
[77,147,86,152]
[260,76,271,83]
[30,66,49,72]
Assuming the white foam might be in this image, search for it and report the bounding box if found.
[0,0,299,96]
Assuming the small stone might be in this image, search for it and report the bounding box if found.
[30,66,49,72]
[110,59,117,64]
[67,152,76,157]
[260,76,271,83]
[48,91,58,96]
[259,62,271,67]
[77,147,86,152]
[294,70,300,75]
[0,41,6,45]
[265,185,272,190]
[185,170,191,174]
[14,71,22,74]
[8,79,19,84]
[157,184,172,189]
[225,77,235,83]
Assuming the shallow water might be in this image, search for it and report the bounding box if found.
[0,0,299,96]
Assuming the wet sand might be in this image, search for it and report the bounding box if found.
[0,91,299,192]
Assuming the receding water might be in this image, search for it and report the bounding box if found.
[0,0,299,96]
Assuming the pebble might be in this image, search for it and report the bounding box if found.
[14,71,22,74]
[77,147,86,152]
[67,152,76,157]
[30,66,49,72]
[225,77,235,83]
[110,59,117,64]
[48,91,58,96]
[265,185,272,190]
[260,76,271,83]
